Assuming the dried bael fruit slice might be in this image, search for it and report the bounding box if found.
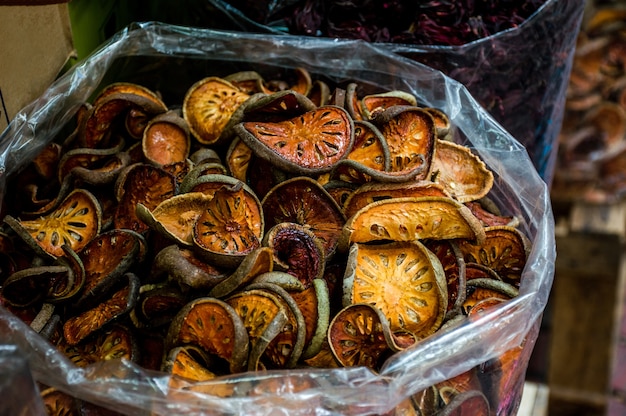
[192,182,264,268]
[431,140,494,203]
[142,110,191,166]
[208,246,274,298]
[424,107,452,140]
[425,240,467,320]
[57,323,138,367]
[151,245,228,292]
[76,228,143,308]
[4,188,102,259]
[465,200,518,228]
[136,192,214,246]
[360,90,418,120]
[166,297,249,375]
[439,389,490,416]
[344,241,448,337]
[162,345,218,385]
[57,137,127,184]
[457,226,530,287]
[245,282,307,369]
[290,278,331,359]
[262,222,325,287]
[40,387,81,415]
[343,180,450,219]
[81,91,167,149]
[241,90,317,123]
[114,163,177,233]
[339,196,486,252]
[132,283,189,328]
[183,76,250,146]
[323,180,358,211]
[63,272,140,346]
[463,279,519,315]
[261,176,346,260]
[332,120,391,184]
[372,106,436,181]
[235,105,354,175]
[225,288,289,371]
[328,303,395,369]
[1,265,69,308]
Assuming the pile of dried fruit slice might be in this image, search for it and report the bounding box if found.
[0,67,531,415]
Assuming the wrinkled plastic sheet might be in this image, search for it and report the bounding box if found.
[0,22,555,415]
[207,0,585,184]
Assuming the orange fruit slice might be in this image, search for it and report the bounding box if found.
[343,180,449,219]
[183,76,250,146]
[236,105,354,175]
[136,192,214,247]
[142,110,191,166]
[3,188,102,259]
[431,140,494,203]
[360,90,417,120]
[328,303,394,369]
[339,196,486,252]
[457,226,530,287]
[166,296,250,374]
[332,120,391,184]
[372,106,436,181]
[192,182,264,268]
[344,241,448,337]
[261,176,346,260]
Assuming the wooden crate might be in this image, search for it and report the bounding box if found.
[547,198,626,414]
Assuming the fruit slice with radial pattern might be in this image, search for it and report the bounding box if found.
[182,76,250,146]
[166,297,249,374]
[328,302,395,369]
[81,90,167,149]
[76,228,142,306]
[245,282,307,370]
[430,139,494,203]
[331,119,391,184]
[343,241,448,337]
[136,192,214,247]
[371,106,436,181]
[113,163,177,233]
[235,105,354,175]
[225,287,289,371]
[457,226,530,288]
[261,176,346,261]
[162,345,218,384]
[57,323,138,367]
[62,272,140,346]
[343,180,450,219]
[192,182,264,268]
[424,239,467,319]
[339,196,486,252]
[3,188,102,259]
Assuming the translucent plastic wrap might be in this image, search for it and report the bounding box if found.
[0,23,555,415]
[207,0,585,184]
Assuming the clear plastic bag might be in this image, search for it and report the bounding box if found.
[206,0,585,184]
[0,22,555,415]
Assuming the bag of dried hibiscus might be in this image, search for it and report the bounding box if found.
[0,22,554,416]
[206,0,586,185]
